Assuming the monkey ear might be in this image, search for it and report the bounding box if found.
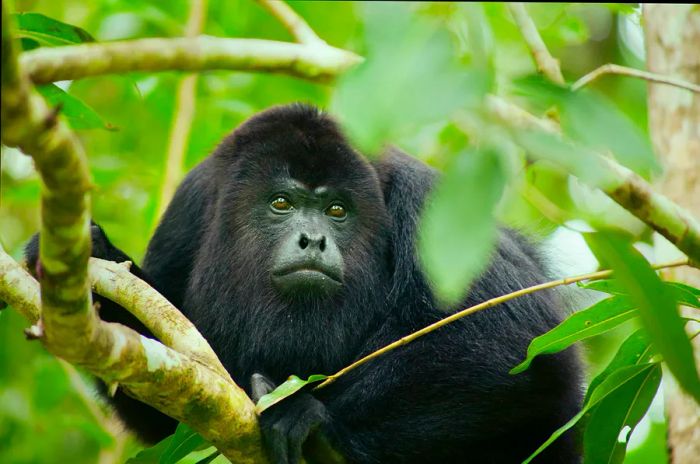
[373,147,437,306]
[251,373,277,403]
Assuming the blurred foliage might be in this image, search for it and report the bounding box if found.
[2,1,697,463]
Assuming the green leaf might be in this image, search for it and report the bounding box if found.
[194,450,220,464]
[160,423,207,464]
[13,12,95,48]
[333,2,491,153]
[513,129,614,187]
[36,84,112,130]
[577,279,627,295]
[561,91,658,179]
[127,435,173,464]
[584,329,655,404]
[126,423,206,464]
[511,295,637,374]
[418,147,506,303]
[255,374,327,414]
[512,76,658,178]
[523,363,660,464]
[579,280,700,308]
[583,364,661,464]
[666,282,700,309]
[585,232,700,402]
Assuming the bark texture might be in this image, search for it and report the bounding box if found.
[645,5,700,462]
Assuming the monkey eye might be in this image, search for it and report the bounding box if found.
[326,203,347,221]
[270,196,293,212]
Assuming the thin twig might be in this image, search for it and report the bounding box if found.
[254,0,325,45]
[508,3,565,85]
[572,63,700,93]
[155,0,208,220]
[316,258,690,389]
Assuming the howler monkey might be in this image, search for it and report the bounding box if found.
[26,104,582,463]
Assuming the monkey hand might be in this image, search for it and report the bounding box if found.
[252,373,330,464]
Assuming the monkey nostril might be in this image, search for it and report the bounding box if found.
[299,235,309,249]
[320,236,326,252]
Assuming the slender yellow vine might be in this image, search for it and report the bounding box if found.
[316,257,690,389]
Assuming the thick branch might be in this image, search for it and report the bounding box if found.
[508,3,565,85]
[0,246,40,322]
[1,4,265,461]
[2,0,93,326]
[573,63,700,93]
[485,95,700,265]
[20,37,361,85]
[254,0,324,45]
[89,258,231,380]
[0,248,265,462]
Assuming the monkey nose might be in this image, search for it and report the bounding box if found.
[298,233,327,252]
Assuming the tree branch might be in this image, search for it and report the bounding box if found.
[572,63,700,93]
[89,258,231,381]
[508,3,565,85]
[0,245,266,462]
[20,36,361,85]
[1,4,266,461]
[0,246,40,322]
[254,0,324,45]
[485,94,700,265]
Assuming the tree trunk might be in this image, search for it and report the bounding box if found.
[644,5,700,463]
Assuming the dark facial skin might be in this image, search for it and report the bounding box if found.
[267,181,346,297]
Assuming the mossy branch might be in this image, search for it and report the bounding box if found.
[1,3,265,461]
[89,258,231,381]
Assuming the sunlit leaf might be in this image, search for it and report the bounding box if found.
[160,423,207,464]
[194,450,221,464]
[127,435,173,464]
[562,91,658,179]
[510,295,637,374]
[13,12,95,49]
[126,423,207,464]
[513,129,613,187]
[583,364,661,464]
[255,374,327,414]
[513,76,658,178]
[418,148,506,304]
[333,2,491,153]
[523,363,660,464]
[577,279,627,295]
[667,282,700,309]
[586,232,700,402]
[579,280,700,309]
[36,84,112,130]
[584,329,655,403]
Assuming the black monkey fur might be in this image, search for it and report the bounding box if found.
[26,104,582,463]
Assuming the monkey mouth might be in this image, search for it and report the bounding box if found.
[272,264,343,284]
[271,262,343,295]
